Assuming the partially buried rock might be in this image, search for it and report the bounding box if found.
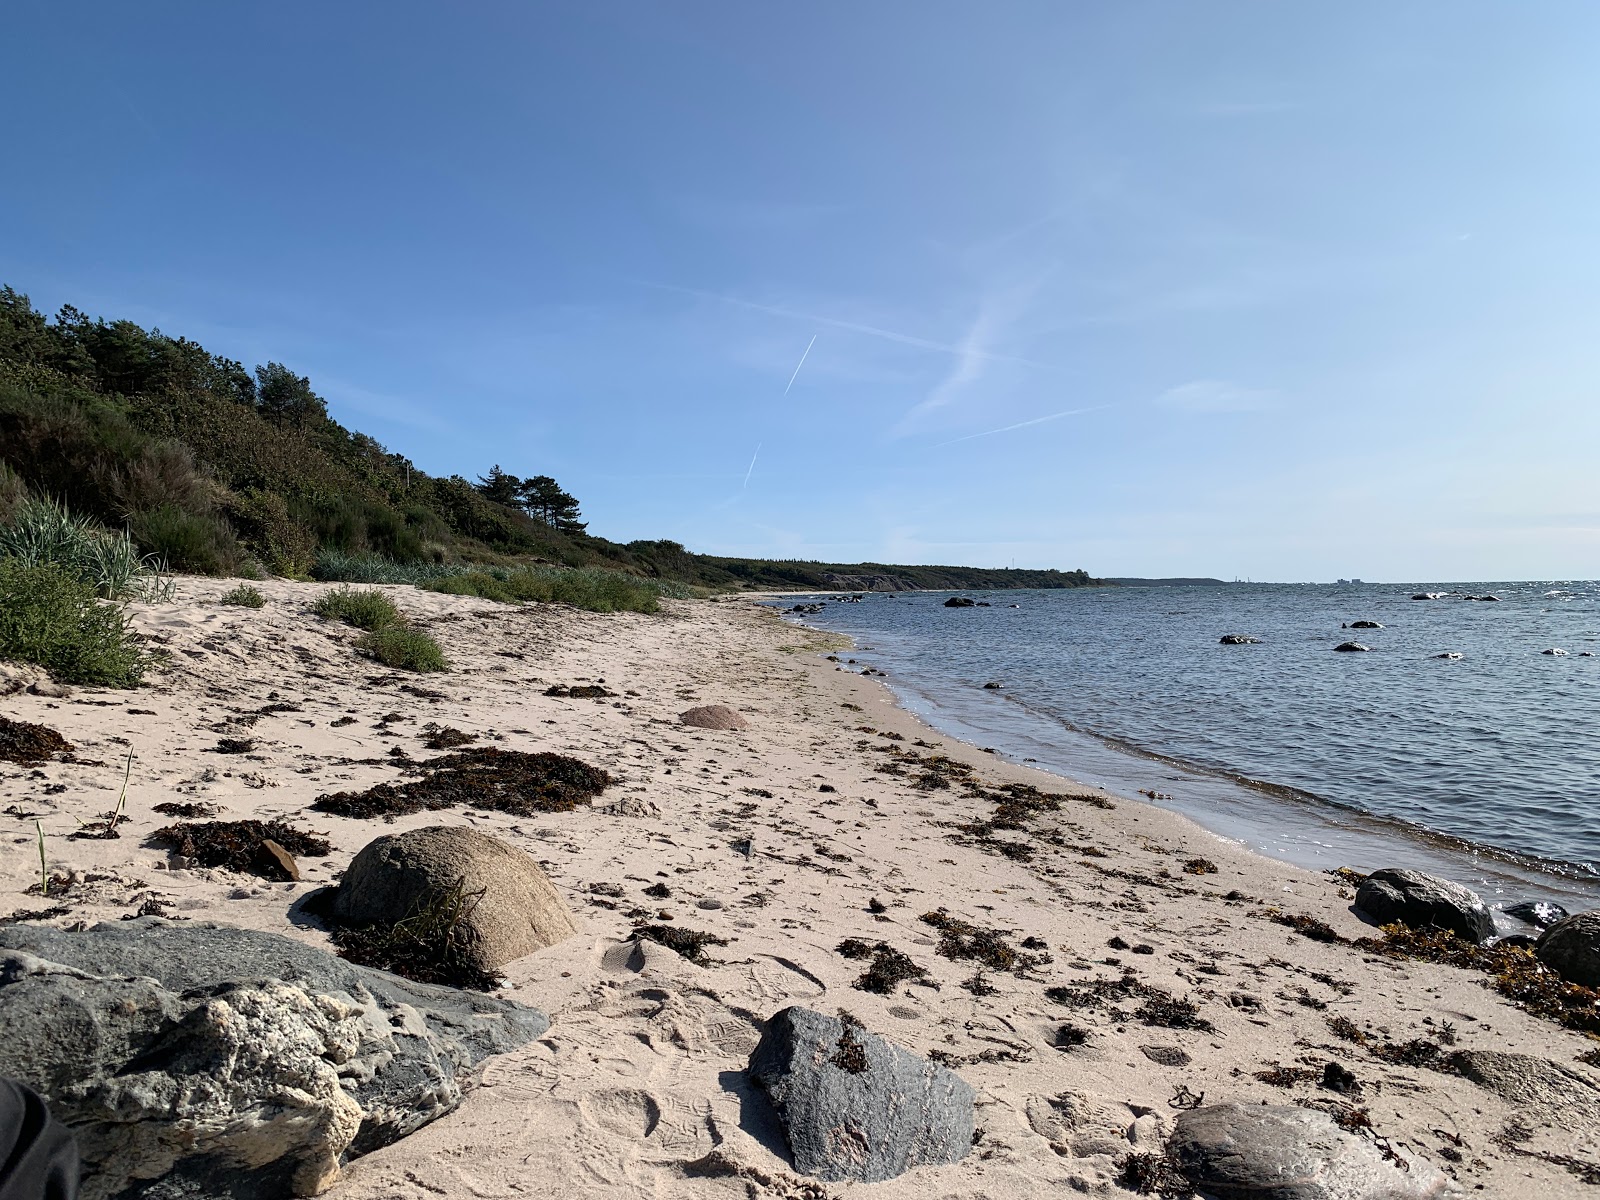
[0,917,548,1200]
[679,704,749,731]
[1332,641,1371,652]
[334,825,576,977]
[1219,634,1261,644]
[1169,1102,1448,1199]
[1536,910,1600,987]
[1354,867,1494,943]
[747,1006,974,1183]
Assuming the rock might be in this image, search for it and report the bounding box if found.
[1354,867,1494,942]
[1169,1102,1448,1199]
[747,1006,974,1183]
[1347,620,1383,629]
[982,681,1002,689]
[1219,634,1261,645]
[0,918,548,1200]
[1542,648,1569,656]
[334,825,576,975]
[1332,641,1371,652]
[943,597,976,608]
[679,705,750,731]
[1412,593,1447,600]
[1446,1050,1600,1126]
[259,838,300,881]
[28,679,73,698]
[1536,910,1600,987]
[1504,900,1569,929]
[1433,652,1464,660]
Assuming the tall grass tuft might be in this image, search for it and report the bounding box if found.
[422,566,676,613]
[311,585,402,630]
[356,625,448,672]
[220,584,266,608]
[0,560,145,685]
[0,496,169,599]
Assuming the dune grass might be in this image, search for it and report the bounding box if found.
[311,585,403,630]
[422,566,668,613]
[220,584,266,608]
[0,560,145,686]
[356,625,447,672]
[0,496,170,600]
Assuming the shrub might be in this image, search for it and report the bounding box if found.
[228,489,316,577]
[311,585,401,630]
[356,625,446,672]
[0,461,28,520]
[0,560,144,685]
[127,504,243,575]
[421,566,662,613]
[220,584,265,608]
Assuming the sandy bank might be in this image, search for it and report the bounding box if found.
[2,579,1596,1197]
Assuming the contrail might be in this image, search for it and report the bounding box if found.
[743,442,762,488]
[932,403,1116,448]
[783,334,817,395]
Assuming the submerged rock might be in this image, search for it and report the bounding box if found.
[1412,592,1447,600]
[0,918,548,1200]
[943,597,976,608]
[1347,620,1384,629]
[1542,648,1569,656]
[334,824,577,974]
[1169,1102,1448,1199]
[1354,867,1494,943]
[679,704,750,731]
[1332,641,1371,652]
[1433,652,1464,660]
[1504,900,1569,929]
[1536,910,1600,987]
[1219,634,1261,645]
[747,1006,974,1183]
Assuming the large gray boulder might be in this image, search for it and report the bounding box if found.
[1169,1102,1449,1199]
[746,1006,973,1183]
[1445,1050,1600,1127]
[1536,910,1600,987]
[333,825,576,974]
[0,918,548,1200]
[1354,867,1494,943]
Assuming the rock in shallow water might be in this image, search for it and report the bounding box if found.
[1536,910,1600,987]
[1504,899,1569,929]
[0,918,549,1200]
[1332,641,1371,652]
[1169,1102,1449,1199]
[1354,867,1494,943]
[1219,634,1261,645]
[747,1006,974,1183]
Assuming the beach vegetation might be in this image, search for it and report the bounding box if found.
[219,583,266,608]
[0,559,145,685]
[355,625,447,672]
[311,585,402,630]
[421,565,665,613]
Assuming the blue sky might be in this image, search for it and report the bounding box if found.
[5,2,1598,581]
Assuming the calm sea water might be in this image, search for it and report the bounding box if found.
[774,582,1600,910]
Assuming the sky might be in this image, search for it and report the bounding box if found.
[4,2,1599,582]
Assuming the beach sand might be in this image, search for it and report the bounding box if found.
[3,579,1596,1197]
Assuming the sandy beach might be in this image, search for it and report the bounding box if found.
[4,579,1597,1198]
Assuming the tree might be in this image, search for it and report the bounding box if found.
[254,362,328,428]
[518,474,585,534]
[475,464,522,506]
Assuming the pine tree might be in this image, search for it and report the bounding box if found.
[518,475,586,534]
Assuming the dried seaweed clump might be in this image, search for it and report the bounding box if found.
[836,938,931,994]
[420,723,476,750]
[312,748,612,820]
[545,684,614,699]
[149,819,330,880]
[1258,907,1344,943]
[1047,971,1215,1032]
[633,923,730,965]
[831,1012,870,1074]
[0,716,73,764]
[1182,857,1218,875]
[919,909,1049,974]
[151,801,221,818]
[330,880,501,991]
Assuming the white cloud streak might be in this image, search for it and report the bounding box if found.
[932,403,1116,448]
[1156,380,1277,412]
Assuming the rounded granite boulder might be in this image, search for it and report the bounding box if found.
[1354,867,1494,943]
[1536,910,1600,988]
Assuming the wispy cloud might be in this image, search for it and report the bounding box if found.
[932,403,1116,448]
[642,281,1053,369]
[1156,380,1277,413]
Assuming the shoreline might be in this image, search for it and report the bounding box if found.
[2,581,1596,1196]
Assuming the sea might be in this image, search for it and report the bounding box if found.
[770,581,1600,914]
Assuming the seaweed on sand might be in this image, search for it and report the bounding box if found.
[633,923,730,965]
[419,723,476,750]
[330,879,502,991]
[919,909,1049,974]
[836,938,932,994]
[311,747,612,820]
[0,716,73,764]
[151,801,221,818]
[149,819,331,880]
[544,684,613,699]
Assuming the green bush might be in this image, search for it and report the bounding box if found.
[356,625,446,672]
[220,584,265,608]
[127,504,243,575]
[311,585,401,630]
[313,550,467,585]
[0,559,144,685]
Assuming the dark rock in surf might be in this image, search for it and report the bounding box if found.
[1505,900,1569,929]
[1354,868,1494,943]
[1536,911,1600,987]
[943,597,976,608]
[982,681,1002,689]
[1542,648,1569,656]
[0,918,548,1200]
[1348,620,1383,629]
[1433,652,1464,660]
[1168,1102,1447,1199]
[746,1006,974,1182]
[1332,641,1371,652]
[1412,592,1447,600]
[1219,634,1261,645]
